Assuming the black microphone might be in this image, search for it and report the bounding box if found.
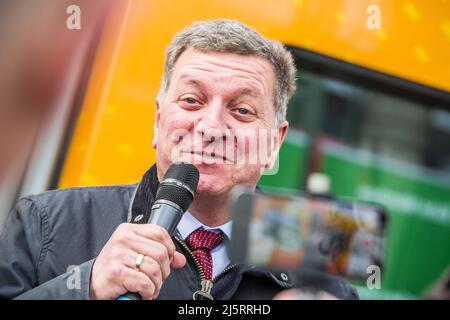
[117,163,199,300]
[148,163,200,233]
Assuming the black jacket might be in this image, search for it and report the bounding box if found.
[0,165,359,300]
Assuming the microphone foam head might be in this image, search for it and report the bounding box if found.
[155,163,200,212]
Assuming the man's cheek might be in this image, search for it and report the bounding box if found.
[168,116,197,131]
[234,129,261,166]
[166,128,190,162]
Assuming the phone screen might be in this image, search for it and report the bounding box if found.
[229,191,388,281]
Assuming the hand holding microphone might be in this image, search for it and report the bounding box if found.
[89,163,199,300]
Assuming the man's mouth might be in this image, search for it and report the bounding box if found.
[185,150,234,164]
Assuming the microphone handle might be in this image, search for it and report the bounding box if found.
[117,201,184,300]
[147,200,185,235]
[116,292,142,300]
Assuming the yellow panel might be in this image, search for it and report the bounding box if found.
[59,0,450,188]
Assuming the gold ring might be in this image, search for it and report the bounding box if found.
[134,253,145,271]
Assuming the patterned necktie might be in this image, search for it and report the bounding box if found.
[186,228,224,280]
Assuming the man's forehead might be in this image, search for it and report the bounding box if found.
[173,48,274,78]
[171,48,275,94]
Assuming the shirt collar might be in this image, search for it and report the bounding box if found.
[177,211,232,240]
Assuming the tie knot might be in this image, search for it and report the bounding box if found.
[186,228,224,251]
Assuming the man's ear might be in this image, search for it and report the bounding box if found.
[265,121,289,170]
[152,99,161,149]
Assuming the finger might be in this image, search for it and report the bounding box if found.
[124,254,163,295]
[120,267,156,300]
[132,224,176,257]
[127,237,171,279]
[171,251,186,269]
[139,256,163,298]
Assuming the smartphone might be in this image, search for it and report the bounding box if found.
[228,190,388,281]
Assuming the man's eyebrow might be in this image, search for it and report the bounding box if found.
[178,75,260,97]
[185,79,201,87]
[177,75,203,88]
[238,87,260,98]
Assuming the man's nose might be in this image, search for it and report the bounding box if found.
[195,99,228,140]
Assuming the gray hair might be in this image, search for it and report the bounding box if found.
[157,19,297,125]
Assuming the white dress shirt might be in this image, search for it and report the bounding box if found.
[176,211,232,279]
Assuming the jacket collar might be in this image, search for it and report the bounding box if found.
[128,164,159,224]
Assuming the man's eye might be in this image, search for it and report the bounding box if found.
[232,107,256,122]
[237,108,250,115]
[184,97,198,104]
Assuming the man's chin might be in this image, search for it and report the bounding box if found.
[194,177,232,198]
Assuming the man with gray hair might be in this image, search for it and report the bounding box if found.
[0,19,358,300]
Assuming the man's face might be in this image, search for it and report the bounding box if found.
[153,48,288,197]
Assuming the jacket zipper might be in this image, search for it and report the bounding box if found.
[174,236,236,300]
